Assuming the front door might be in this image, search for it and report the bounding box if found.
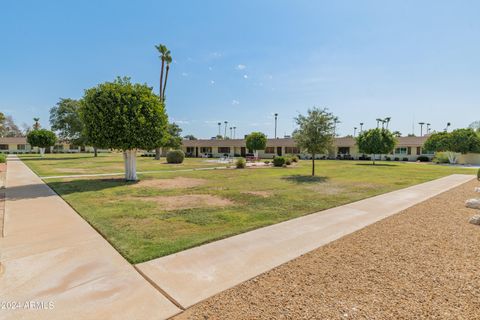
[241,147,246,157]
[277,147,282,156]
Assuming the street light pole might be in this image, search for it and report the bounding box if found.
[274,113,278,139]
[354,127,357,137]
[217,122,221,136]
[426,123,431,134]
[224,121,228,139]
[418,122,425,136]
[360,122,364,132]
[229,127,233,139]
[233,126,236,139]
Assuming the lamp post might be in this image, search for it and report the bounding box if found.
[376,118,382,128]
[217,122,221,136]
[233,126,236,139]
[274,113,278,139]
[445,122,451,132]
[354,127,357,137]
[384,117,391,129]
[360,122,364,132]
[426,123,431,134]
[229,127,233,139]
[224,121,228,139]
[418,122,425,136]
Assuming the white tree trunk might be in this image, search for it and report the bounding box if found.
[123,149,137,181]
[446,151,458,164]
[254,150,259,159]
[39,147,45,157]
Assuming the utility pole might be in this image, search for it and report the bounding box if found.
[274,113,278,139]
[224,121,228,139]
[418,122,425,136]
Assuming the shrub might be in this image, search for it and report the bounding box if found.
[287,154,299,162]
[285,158,292,165]
[432,152,449,164]
[477,168,480,181]
[402,157,409,161]
[264,160,270,164]
[236,158,246,169]
[394,157,400,161]
[0,154,5,163]
[273,156,286,167]
[417,156,430,162]
[385,156,391,161]
[166,150,185,163]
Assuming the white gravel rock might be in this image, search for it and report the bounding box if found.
[469,215,480,225]
[465,199,480,209]
[475,187,480,193]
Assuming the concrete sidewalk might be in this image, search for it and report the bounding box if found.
[136,174,474,309]
[0,157,181,320]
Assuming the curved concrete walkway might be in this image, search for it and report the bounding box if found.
[136,173,474,309]
[0,157,181,319]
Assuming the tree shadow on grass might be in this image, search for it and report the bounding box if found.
[281,175,329,184]
[355,163,398,167]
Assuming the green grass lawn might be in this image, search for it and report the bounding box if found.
[23,154,475,264]
[18,153,227,176]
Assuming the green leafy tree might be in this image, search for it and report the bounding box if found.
[183,134,197,140]
[356,128,396,165]
[245,132,267,158]
[162,123,183,150]
[49,98,90,147]
[27,129,57,156]
[449,128,480,154]
[293,107,336,176]
[423,131,452,152]
[81,77,168,181]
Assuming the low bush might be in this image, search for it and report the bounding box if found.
[236,158,246,169]
[285,158,292,165]
[264,160,270,164]
[394,157,400,161]
[287,154,299,162]
[0,154,5,163]
[417,156,430,162]
[385,156,391,161]
[166,150,185,164]
[273,156,286,167]
[402,157,409,161]
[432,152,449,164]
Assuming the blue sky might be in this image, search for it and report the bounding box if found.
[1,0,479,138]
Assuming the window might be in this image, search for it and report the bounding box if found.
[285,147,300,154]
[395,147,407,154]
[53,145,64,151]
[407,147,412,155]
[265,147,275,153]
[200,147,212,153]
[17,144,26,150]
[416,147,421,155]
[186,147,195,153]
[422,149,435,155]
[218,147,231,153]
[338,147,350,155]
[0,144,8,150]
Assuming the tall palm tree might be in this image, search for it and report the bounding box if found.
[33,117,40,130]
[155,44,170,101]
[162,53,172,101]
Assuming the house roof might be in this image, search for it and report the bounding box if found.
[0,137,27,144]
[182,135,429,148]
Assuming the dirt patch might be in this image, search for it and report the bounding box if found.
[175,179,480,319]
[54,168,90,173]
[307,183,344,195]
[242,191,272,198]
[135,177,206,189]
[135,194,233,211]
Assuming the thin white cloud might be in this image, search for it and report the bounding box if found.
[236,64,246,70]
[175,120,190,125]
[208,66,213,71]
[181,72,188,77]
[243,74,248,79]
[232,100,240,105]
[210,80,215,85]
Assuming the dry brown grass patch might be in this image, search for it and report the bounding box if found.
[135,177,207,189]
[134,194,233,211]
[242,191,272,198]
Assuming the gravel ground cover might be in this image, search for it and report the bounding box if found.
[175,179,480,319]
